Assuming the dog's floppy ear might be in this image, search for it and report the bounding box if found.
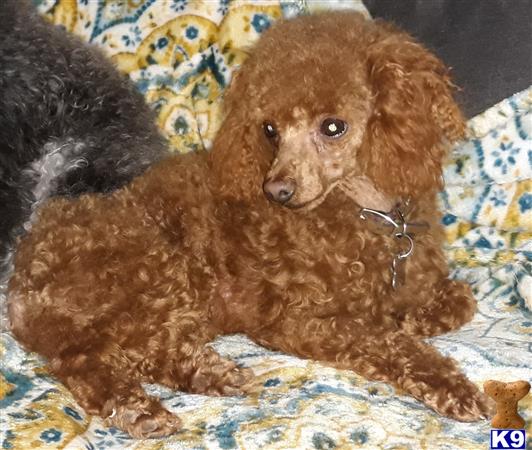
[361,25,466,198]
[209,67,271,202]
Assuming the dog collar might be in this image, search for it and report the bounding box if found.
[358,200,429,290]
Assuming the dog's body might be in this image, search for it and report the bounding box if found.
[8,12,493,438]
[0,1,166,279]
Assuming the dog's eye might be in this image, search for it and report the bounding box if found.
[320,118,347,138]
[263,122,278,139]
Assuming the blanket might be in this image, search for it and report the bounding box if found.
[1,1,530,448]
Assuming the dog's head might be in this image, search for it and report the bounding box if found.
[210,12,465,211]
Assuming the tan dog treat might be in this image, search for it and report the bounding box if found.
[484,380,531,429]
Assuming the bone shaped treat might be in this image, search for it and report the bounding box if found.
[484,380,531,429]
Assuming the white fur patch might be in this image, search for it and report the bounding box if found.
[0,248,14,332]
[23,139,88,228]
[0,280,9,331]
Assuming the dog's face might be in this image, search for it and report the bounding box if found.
[211,13,465,211]
[259,87,387,211]
[260,83,373,209]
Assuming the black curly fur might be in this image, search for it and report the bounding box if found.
[0,0,168,276]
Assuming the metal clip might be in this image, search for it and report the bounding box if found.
[391,233,414,290]
[391,256,405,290]
[359,202,429,291]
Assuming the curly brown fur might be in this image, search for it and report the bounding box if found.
[8,12,494,438]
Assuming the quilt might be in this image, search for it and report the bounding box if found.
[0,1,530,449]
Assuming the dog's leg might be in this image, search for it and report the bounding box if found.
[254,319,493,422]
[50,354,182,439]
[399,278,477,337]
[141,345,255,397]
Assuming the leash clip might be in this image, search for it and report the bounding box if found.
[359,204,429,290]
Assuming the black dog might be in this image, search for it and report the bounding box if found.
[0,1,167,284]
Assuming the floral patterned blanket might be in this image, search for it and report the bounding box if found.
[1,1,530,449]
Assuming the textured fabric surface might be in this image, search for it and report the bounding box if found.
[1,1,531,448]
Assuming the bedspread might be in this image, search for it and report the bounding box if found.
[0,1,530,448]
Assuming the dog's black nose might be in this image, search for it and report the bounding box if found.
[263,178,296,204]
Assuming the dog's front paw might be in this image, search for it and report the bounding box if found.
[105,396,181,439]
[430,380,496,422]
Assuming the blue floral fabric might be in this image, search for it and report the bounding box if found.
[442,89,532,315]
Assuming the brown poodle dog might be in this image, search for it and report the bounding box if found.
[8,12,494,438]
